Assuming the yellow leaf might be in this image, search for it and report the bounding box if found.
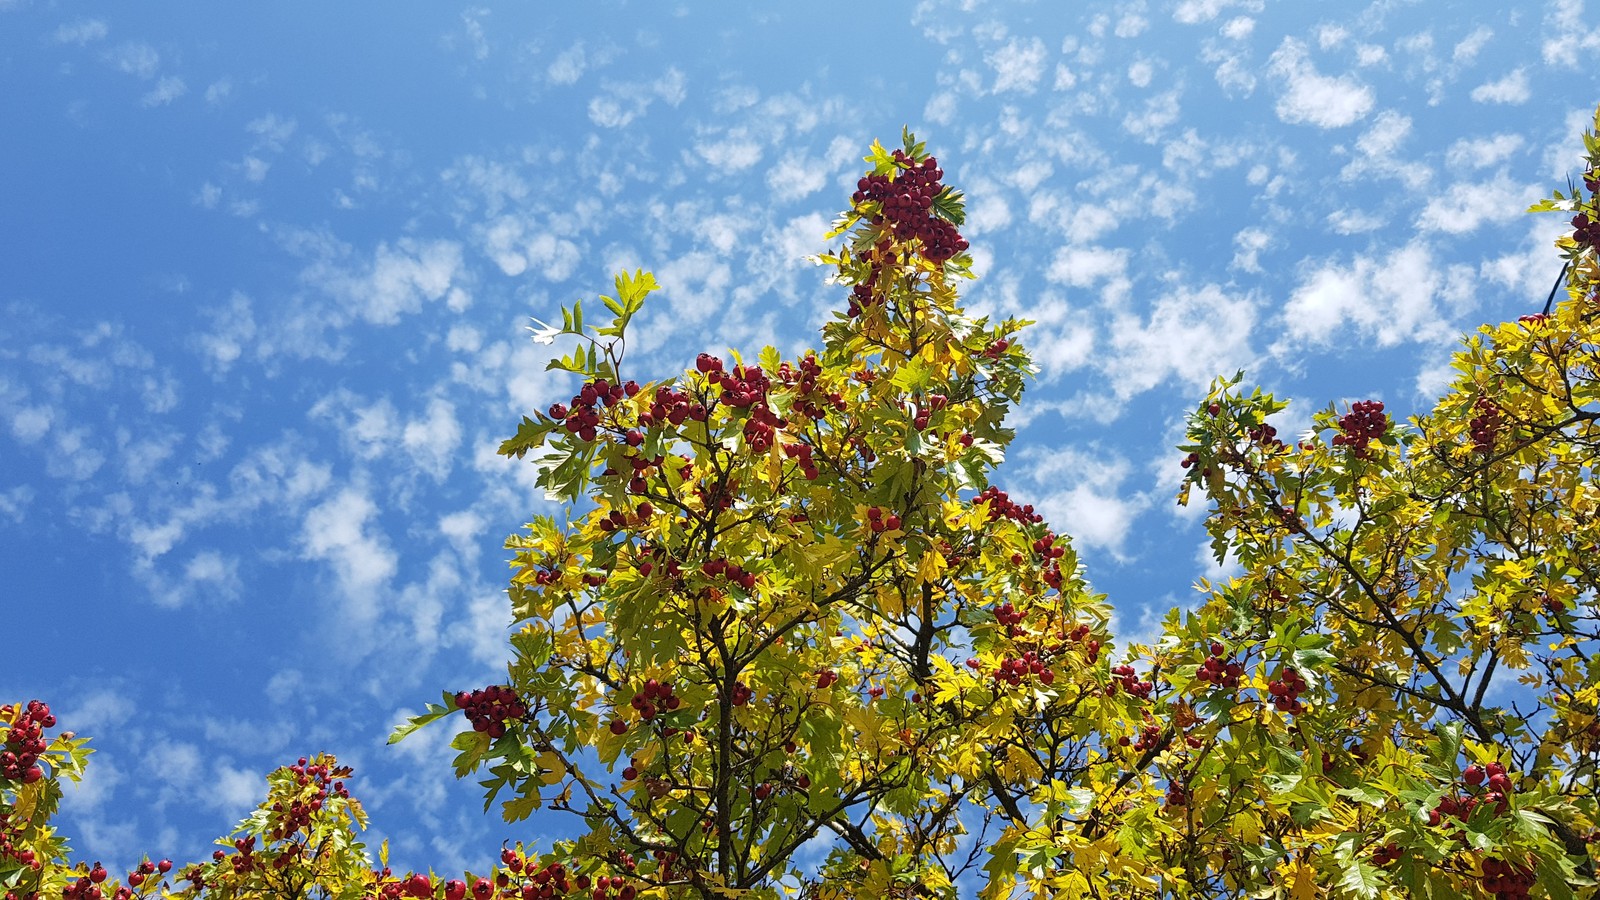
[539,750,566,784]
[917,548,948,584]
[1287,860,1318,900]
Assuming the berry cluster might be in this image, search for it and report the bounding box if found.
[60,864,108,900]
[815,669,839,689]
[865,506,903,533]
[1110,664,1153,700]
[701,557,757,591]
[455,685,526,740]
[0,701,53,785]
[1116,721,1162,751]
[980,338,1009,360]
[715,362,769,409]
[1164,783,1188,808]
[121,859,172,890]
[1266,667,1307,714]
[629,679,681,722]
[1469,397,1501,454]
[268,757,351,841]
[1332,400,1387,459]
[729,681,753,706]
[1572,211,1600,253]
[1194,642,1242,690]
[1248,421,1286,453]
[548,378,640,443]
[851,151,969,264]
[777,355,845,421]
[781,442,820,481]
[993,601,1024,630]
[640,384,705,428]
[974,486,1043,525]
[992,650,1055,687]
[1480,857,1535,900]
[1370,842,1402,866]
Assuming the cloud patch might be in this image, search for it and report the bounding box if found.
[1267,38,1373,128]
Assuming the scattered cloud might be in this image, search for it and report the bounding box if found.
[1280,241,1472,349]
[141,76,186,107]
[54,18,109,45]
[987,37,1049,93]
[1267,38,1374,128]
[107,41,160,79]
[1469,69,1530,105]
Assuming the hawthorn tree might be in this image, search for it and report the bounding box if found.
[4,112,1600,900]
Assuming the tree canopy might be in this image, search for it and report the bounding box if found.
[6,112,1600,900]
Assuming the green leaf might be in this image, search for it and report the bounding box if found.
[1339,859,1381,899]
[387,694,458,745]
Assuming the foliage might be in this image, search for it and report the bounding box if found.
[6,113,1600,900]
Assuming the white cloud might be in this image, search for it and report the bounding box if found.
[588,67,687,128]
[1339,110,1430,189]
[10,405,52,442]
[305,238,467,326]
[547,43,587,85]
[107,41,159,79]
[1122,89,1181,143]
[1128,59,1154,87]
[1173,0,1263,24]
[1267,38,1374,128]
[923,91,958,126]
[1327,208,1385,234]
[1231,227,1271,272]
[1100,282,1259,400]
[1453,25,1493,63]
[54,18,108,45]
[402,398,463,480]
[986,37,1048,94]
[1543,0,1600,68]
[1280,241,1470,349]
[695,129,763,171]
[1470,69,1530,105]
[1416,173,1537,234]
[1019,446,1150,559]
[141,76,186,107]
[300,486,398,623]
[195,292,257,375]
[204,79,232,106]
[1445,133,1525,170]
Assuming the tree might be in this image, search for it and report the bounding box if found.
[5,112,1600,899]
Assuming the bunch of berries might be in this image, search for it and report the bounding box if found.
[1266,667,1307,714]
[1195,642,1242,690]
[122,859,173,890]
[0,701,53,784]
[866,506,903,533]
[1332,400,1387,459]
[742,403,785,454]
[993,602,1025,629]
[728,681,754,706]
[1370,843,1402,866]
[548,378,639,442]
[630,680,680,723]
[781,442,819,480]
[1480,857,1536,900]
[850,150,969,264]
[267,757,351,841]
[701,557,757,592]
[1116,722,1162,751]
[1248,421,1286,452]
[455,685,526,740]
[1469,397,1502,454]
[1572,211,1600,253]
[993,651,1055,686]
[640,384,704,428]
[1111,665,1153,700]
[974,486,1043,525]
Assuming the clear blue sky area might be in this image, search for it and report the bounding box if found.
[2,0,1596,880]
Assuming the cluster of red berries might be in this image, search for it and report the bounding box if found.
[0,810,37,870]
[974,486,1043,525]
[1,701,54,784]
[1195,642,1242,690]
[548,378,640,443]
[777,355,844,420]
[596,502,650,533]
[729,681,754,706]
[1164,783,1188,808]
[1572,211,1600,253]
[1370,842,1402,866]
[121,859,172,890]
[629,679,681,722]
[1248,421,1286,452]
[60,864,109,900]
[1480,856,1536,900]
[851,151,969,264]
[907,393,947,431]
[1469,397,1502,454]
[1110,664,1153,700]
[815,669,839,689]
[980,338,1009,360]
[993,602,1024,629]
[1332,400,1387,459]
[267,758,350,841]
[714,361,769,410]
[635,547,682,581]
[641,384,706,428]
[1266,667,1307,714]
[1116,722,1163,751]
[992,651,1055,686]
[455,685,526,740]
[866,506,903,533]
[780,442,820,481]
[701,557,757,591]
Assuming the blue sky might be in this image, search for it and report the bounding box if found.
[3,0,1598,882]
